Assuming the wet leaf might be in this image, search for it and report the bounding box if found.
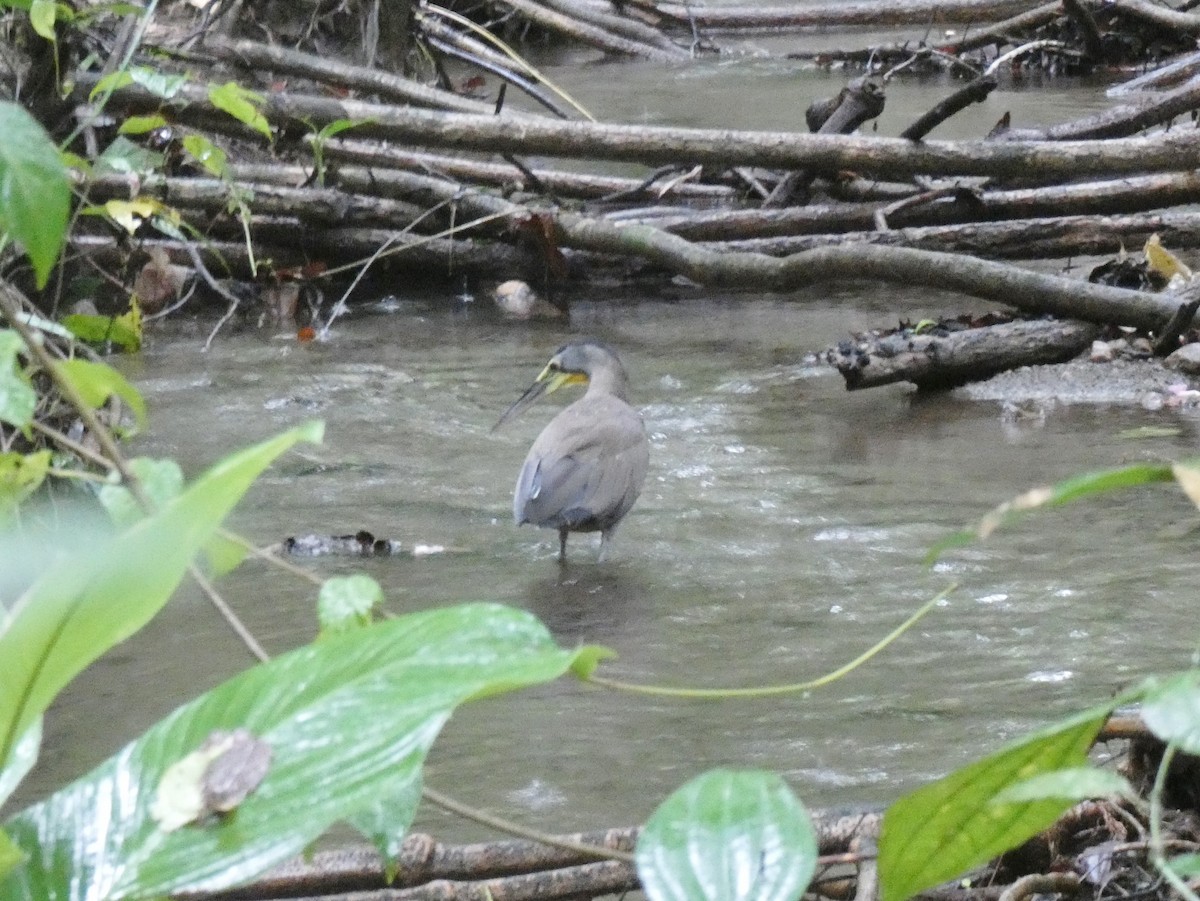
[0,332,35,429]
[208,82,272,141]
[102,198,167,235]
[0,451,50,522]
[56,358,147,433]
[60,313,142,353]
[129,66,187,99]
[2,602,599,900]
[0,421,324,780]
[1142,673,1200,753]
[878,703,1115,901]
[95,135,164,177]
[636,769,817,901]
[118,114,169,136]
[991,767,1133,805]
[181,134,227,178]
[0,102,69,287]
[347,769,422,865]
[318,574,383,637]
[0,719,40,810]
[97,457,184,525]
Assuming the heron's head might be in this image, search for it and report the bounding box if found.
[493,339,627,430]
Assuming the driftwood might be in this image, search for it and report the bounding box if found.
[824,318,1103,390]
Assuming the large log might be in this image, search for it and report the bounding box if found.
[824,319,1102,391]
[82,78,1200,180]
[650,0,1041,29]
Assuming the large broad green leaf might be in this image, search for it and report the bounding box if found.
[0,719,40,810]
[878,702,1116,901]
[0,102,69,288]
[2,603,601,900]
[0,421,324,778]
[0,830,20,883]
[347,768,424,864]
[1142,672,1200,754]
[636,769,818,901]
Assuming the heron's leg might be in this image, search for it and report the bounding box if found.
[558,527,568,562]
[598,530,611,563]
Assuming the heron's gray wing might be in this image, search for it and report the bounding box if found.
[513,397,647,530]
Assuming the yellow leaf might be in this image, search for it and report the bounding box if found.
[1145,233,1192,282]
[116,296,143,351]
[104,198,166,234]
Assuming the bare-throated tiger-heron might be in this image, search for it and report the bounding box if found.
[495,339,649,561]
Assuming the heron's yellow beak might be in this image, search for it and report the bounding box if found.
[493,368,588,430]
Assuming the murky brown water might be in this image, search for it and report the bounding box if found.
[10,48,1200,846]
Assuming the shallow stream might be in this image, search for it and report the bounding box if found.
[11,41,1200,845]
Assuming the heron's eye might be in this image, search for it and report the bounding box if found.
[548,362,560,371]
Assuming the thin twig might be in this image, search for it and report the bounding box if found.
[421,785,636,864]
[188,564,270,663]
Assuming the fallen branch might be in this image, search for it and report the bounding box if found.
[823,318,1102,391]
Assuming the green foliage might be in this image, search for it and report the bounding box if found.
[117,113,169,136]
[878,703,1116,901]
[0,332,35,429]
[60,311,142,352]
[97,457,183,525]
[94,135,165,177]
[636,769,818,901]
[310,118,365,186]
[56,358,147,432]
[317,574,384,637]
[991,766,1134,805]
[1142,673,1200,753]
[0,421,324,778]
[0,451,51,521]
[0,102,69,288]
[28,0,57,41]
[2,603,601,899]
[181,134,228,178]
[207,82,272,142]
[0,831,21,884]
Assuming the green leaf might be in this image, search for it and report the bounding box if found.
[129,66,187,100]
[0,719,40,810]
[991,767,1133,805]
[60,312,142,352]
[55,358,147,433]
[1168,853,1200,878]
[0,332,35,429]
[0,451,50,522]
[1142,673,1200,753]
[29,0,56,40]
[636,769,818,901]
[95,135,164,177]
[317,574,383,637]
[88,70,132,101]
[0,421,324,778]
[207,82,272,141]
[878,703,1116,901]
[347,768,423,865]
[0,830,22,884]
[97,457,183,525]
[181,134,227,178]
[929,462,1176,562]
[118,114,169,135]
[0,102,69,288]
[2,603,596,900]
[203,533,248,577]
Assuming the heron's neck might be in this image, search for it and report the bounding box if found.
[586,367,629,401]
